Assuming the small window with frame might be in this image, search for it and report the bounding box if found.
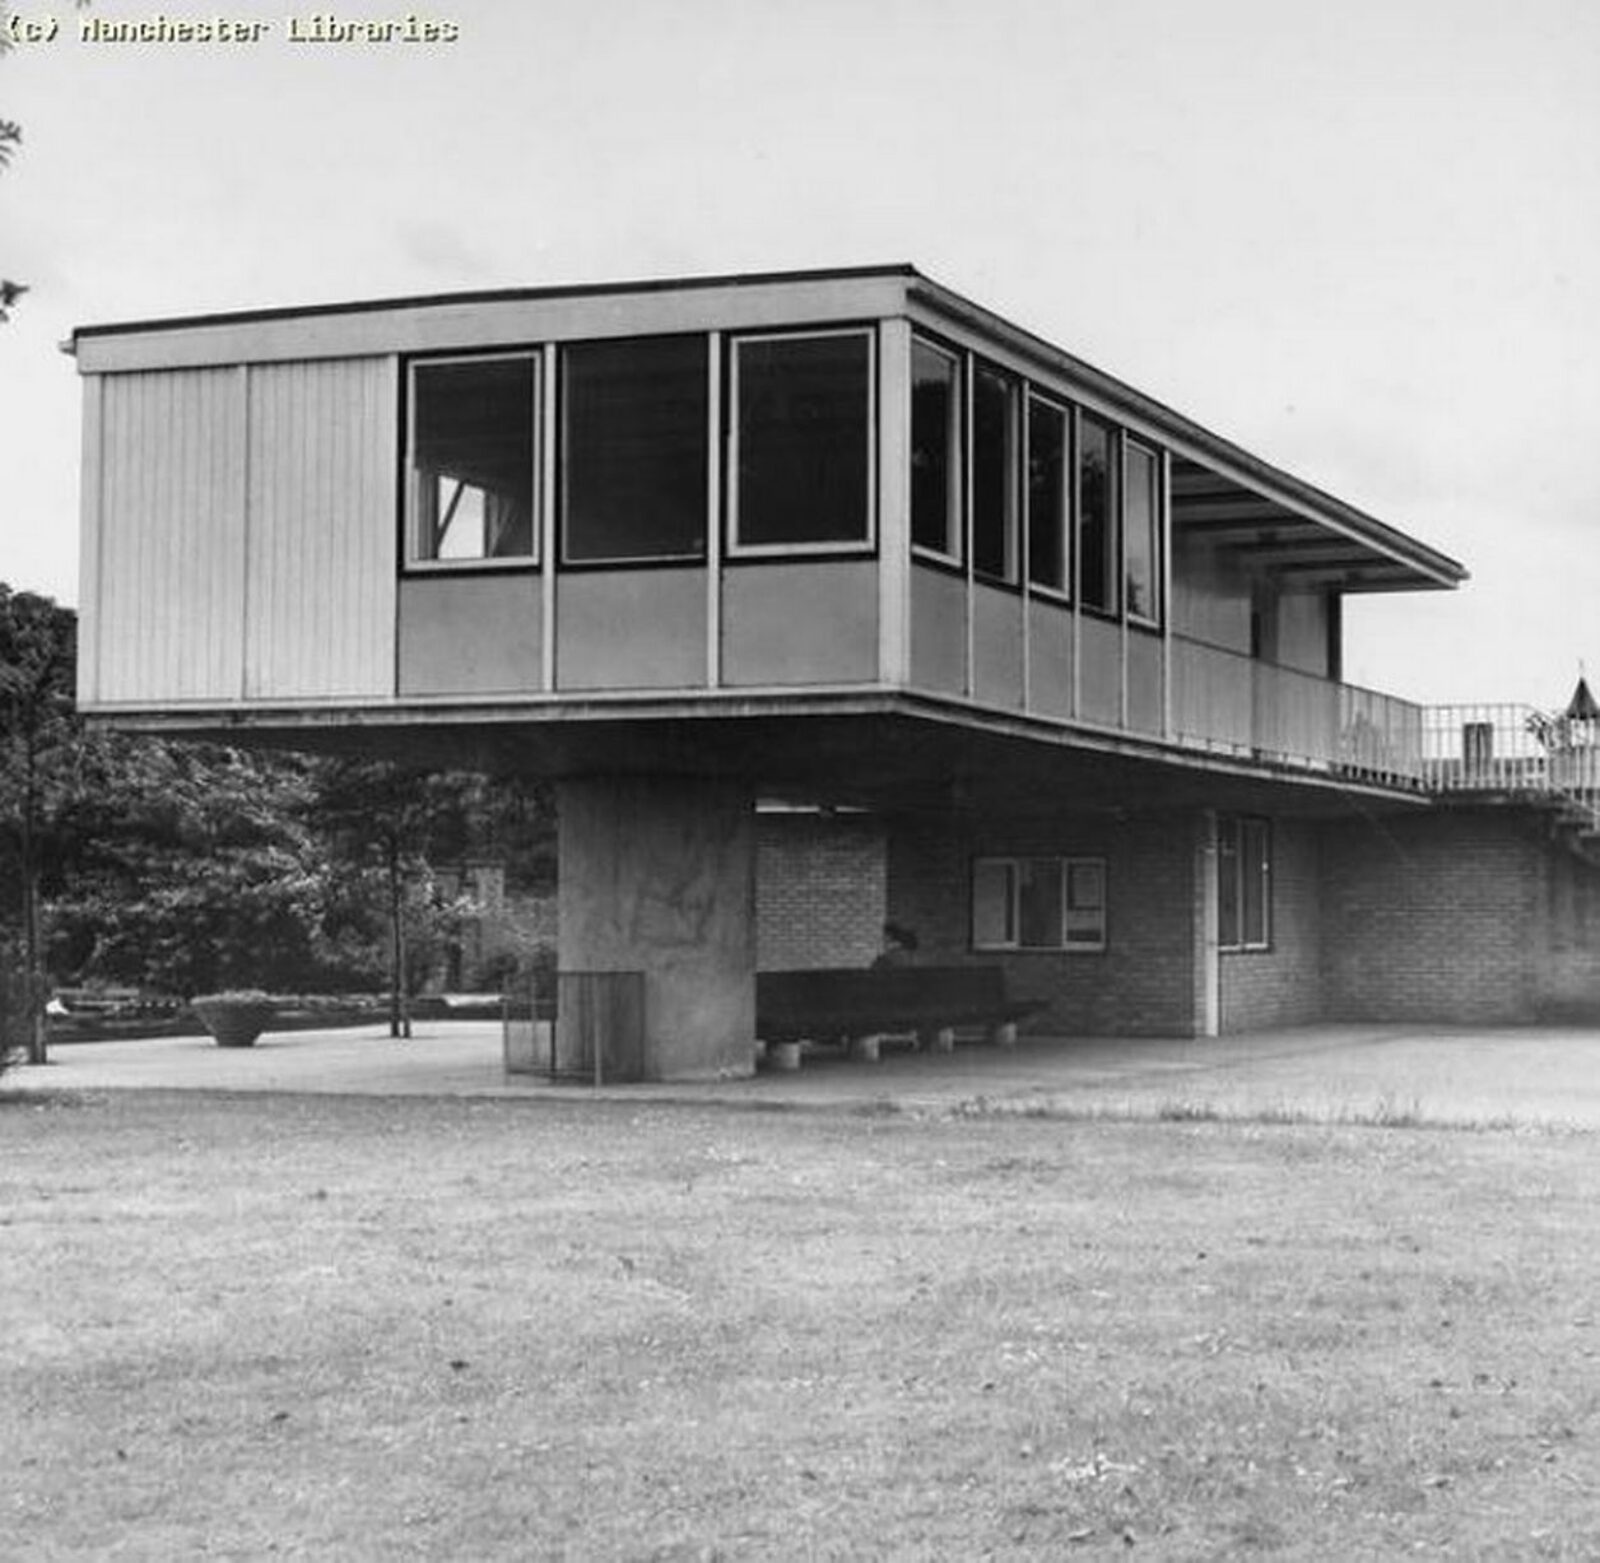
[407,353,539,568]
[910,335,962,563]
[972,854,1107,952]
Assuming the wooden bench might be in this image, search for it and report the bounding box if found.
[756,966,1044,1066]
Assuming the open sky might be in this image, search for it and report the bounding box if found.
[1,0,1596,706]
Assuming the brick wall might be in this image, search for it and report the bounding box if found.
[756,812,887,969]
[1219,818,1323,1031]
[1320,807,1546,1023]
[885,811,1202,1036]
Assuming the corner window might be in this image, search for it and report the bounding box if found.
[911,337,962,561]
[561,335,707,564]
[973,855,1107,952]
[1218,816,1271,951]
[972,363,1019,583]
[1026,393,1070,595]
[1078,413,1118,613]
[730,329,873,554]
[1124,438,1161,624]
[408,355,538,566]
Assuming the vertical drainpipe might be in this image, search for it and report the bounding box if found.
[877,318,911,690]
[963,349,975,699]
[706,332,723,690]
[1197,808,1220,1038]
[1161,448,1173,741]
[77,373,105,709]
[1019,387,1031,714]
[540,343,558,693]
[1070,407,1081,723]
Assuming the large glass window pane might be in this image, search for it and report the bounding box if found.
[1078,414,1118,612]
[972,364,1018,582]
[733,331,872,549]
[410,356,536,563]
[911,339,961,558]
[972,858,1016,947]
[1027,395,1068,593]
[562,335,707,563]
[1017,858,1065,949]
[1124,440,1161,622]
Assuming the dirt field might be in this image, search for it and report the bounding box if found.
[4,1089,1596,1559]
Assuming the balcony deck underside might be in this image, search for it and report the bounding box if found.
[94,692,1431,822]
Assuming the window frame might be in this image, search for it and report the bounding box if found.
[1217,815,1272,952]
[557,332,710,570]
[1122,435,1163,628]
[1025,388,1072,601]
[971,853,1108,954]
[1076,409,1121,618]
[909,332,965,568]
[725,324,878,560]
[404,349,543,574]
[970,358,1021,586]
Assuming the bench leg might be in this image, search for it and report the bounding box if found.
[989,1020,1018,1049]
[849,1033,883,1064]
[769,1040,803,1072]
[922,1026,955,1054]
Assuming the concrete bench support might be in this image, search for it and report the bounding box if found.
[849,1033,884,1064]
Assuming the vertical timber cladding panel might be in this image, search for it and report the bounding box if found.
[1217,819,1323,1032]
[722,561,878,686]
[244,358,397,701]
[1321,808,1545,1023]
[909,564,966,695]
[885,812,1200,1036]
[971,579,1023,708]
[95,368,246,704]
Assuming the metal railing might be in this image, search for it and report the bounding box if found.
[1422,705,1600,819]
[1169,635,1425,784]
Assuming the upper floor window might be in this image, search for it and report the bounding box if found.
[910,337,962,562]
[1123,438,1161,624]
[1218,815,1271,951]
[1078,413,1118,613]
[730,329,874,554]
[562,335,707,564]
[972,363,1019,583]
[1026,393,1070,595]
[408,354,538,566]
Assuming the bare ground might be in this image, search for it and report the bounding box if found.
[3,1089,1596,1559]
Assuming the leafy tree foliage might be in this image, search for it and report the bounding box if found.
[1,587,556,1057]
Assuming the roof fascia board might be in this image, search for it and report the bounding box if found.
[72,269,917,375]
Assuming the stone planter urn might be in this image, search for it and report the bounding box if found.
[191,992,276,1049]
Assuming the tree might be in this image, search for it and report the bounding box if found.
[0,587,79,1062]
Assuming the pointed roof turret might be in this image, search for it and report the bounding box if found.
[1565,677,1600,722]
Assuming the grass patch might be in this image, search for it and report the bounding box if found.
[3,1092,1597,1558]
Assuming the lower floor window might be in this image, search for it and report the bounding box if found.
[1218,816,1271,950]
[972,855,1106,951]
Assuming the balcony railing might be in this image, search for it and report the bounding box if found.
[1170,634,1424,784]
[1422,705,1600,799]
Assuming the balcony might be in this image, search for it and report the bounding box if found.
[1170,634,1425,785]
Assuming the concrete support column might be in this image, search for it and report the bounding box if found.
[557,776,756,1081]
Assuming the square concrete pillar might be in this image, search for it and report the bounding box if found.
[557,777,756,1081]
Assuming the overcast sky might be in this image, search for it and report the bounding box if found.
[2,0,1596,706]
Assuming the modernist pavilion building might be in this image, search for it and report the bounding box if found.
[70,266,1600,1079]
